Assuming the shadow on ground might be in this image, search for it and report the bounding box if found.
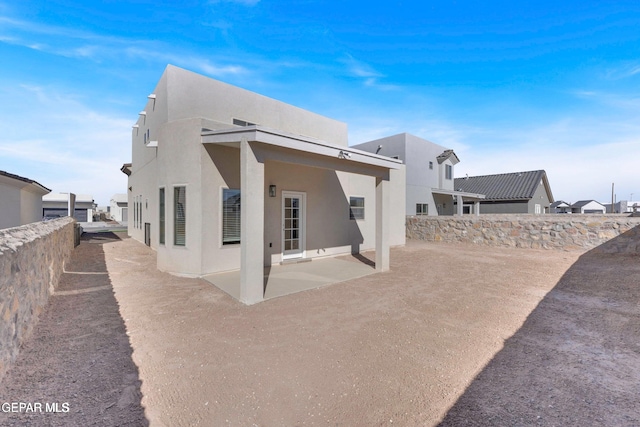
[0,231,149,426]
[439,226,640,426]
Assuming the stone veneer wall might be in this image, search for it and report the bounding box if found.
[0,217,76,378]
[406,215,640,253]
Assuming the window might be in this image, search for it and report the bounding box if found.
[416,203,428,215]
[159,188,165,245]
[174,187,186,246]
[429,161,433,170]
[349,197,365,220]
[222,189,241,245]
[233,118,256,127]
[445,164,453,180]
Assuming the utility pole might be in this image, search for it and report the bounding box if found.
[611,183,615,213]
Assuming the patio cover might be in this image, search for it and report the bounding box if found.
[202,125,402,304]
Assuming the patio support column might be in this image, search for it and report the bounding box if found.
[456,194,463,216]
[475,201,481,217]
[375,176,390,272]
[240,138,264,305]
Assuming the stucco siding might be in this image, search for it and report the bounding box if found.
[165,65,348,146]
[0,183,21,229]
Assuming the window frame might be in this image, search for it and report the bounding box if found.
[222,188,241,246]
[349,196,365,220]
[416,203,429,215]
[445,164,453,180]
[173,186,186,247]
[159,187,165,245]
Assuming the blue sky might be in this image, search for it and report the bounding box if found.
[1,0,639,206]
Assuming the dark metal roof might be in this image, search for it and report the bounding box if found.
[436,149,460,165]
[0,170,51,193]
[571,200,603,208]
[454,170,547,201]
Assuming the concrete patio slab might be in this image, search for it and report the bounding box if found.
[203,255,376,301]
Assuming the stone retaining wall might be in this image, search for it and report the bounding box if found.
[0,217,76,378]
[407,215,640,253]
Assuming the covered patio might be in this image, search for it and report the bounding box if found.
[203,254,376,301]
[201,125,402,305]
[432,188,486,216]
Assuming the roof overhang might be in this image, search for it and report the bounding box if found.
[432,188,486,201]
[121,163,132,176]
[0,171,50,195]
[201,126,403,177]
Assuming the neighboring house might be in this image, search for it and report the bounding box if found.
[454,170,554,214]
[352,133,484,216]
[42,193,95,222]
[123,65,405,304]
[571,200,606,214]
[0,170,50,229]
[551,200,572,214]
[109,194,128,223]
[604,200,640,214]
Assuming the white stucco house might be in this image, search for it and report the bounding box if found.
[551,200,572,214]
[571,200,606,214]
[124,65,406,304]
[353,133,484,216]
[42,193,95,222]
[0,170,50,229]
[109,194,128,223]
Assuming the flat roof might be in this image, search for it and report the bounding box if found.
[202,125,403,171]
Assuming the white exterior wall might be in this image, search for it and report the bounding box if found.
[353,133,451,216]
[578,201,606,214]
[0,182,21,229]
[128,65,404,277]
[109,195,128,222]
[0,175,48,229]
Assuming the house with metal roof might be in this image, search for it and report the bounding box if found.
[454,170,554,214]
[352,133,485,216]
[571,200,606,214]
[550,200,572,214]
[0,170,51,229]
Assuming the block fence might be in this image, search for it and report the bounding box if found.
[0,217,76,379]
[406,214,640,253]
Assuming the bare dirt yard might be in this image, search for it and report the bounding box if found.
[1,231,638,426]
[105,233,638,426]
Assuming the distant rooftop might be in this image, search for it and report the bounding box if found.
[0,170,50,193]
[454,170,549,201]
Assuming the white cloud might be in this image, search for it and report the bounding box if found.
[0,84,131,206]
[340,54,398,90]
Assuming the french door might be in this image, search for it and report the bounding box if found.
[282,192,305,260]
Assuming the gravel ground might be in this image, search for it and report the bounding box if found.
[1,231,639,426]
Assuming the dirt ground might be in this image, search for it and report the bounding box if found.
[0,232,147,426]
[1,232,639,426]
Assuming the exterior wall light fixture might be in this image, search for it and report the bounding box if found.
[269,185,276,197]
[338,150,351,159]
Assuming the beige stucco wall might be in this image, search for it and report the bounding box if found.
[128,65,405,277]
[0,180,46,229]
